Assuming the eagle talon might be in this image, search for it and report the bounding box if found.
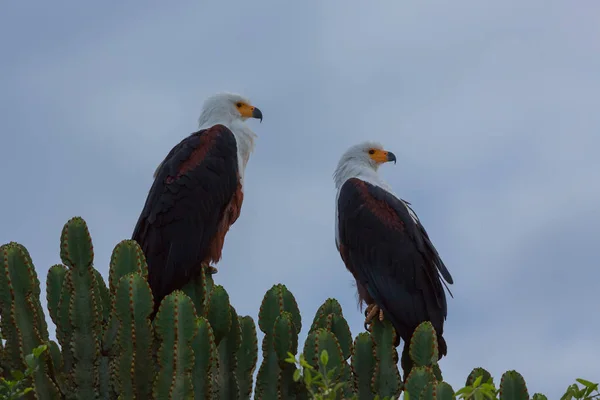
[204,265,218,275]
[364,303,384,331]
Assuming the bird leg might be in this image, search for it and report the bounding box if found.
[363,303,385,332]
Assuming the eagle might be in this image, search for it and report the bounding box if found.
[132,92,263,310]
[333,141,454,378]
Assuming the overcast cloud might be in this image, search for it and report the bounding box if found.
[2,1,599,398]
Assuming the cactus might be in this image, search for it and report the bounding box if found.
[216,305,241,400]
[191,316,217,398]
[0,242,61,399]
[152,291,197,399]
[303,298,354,398]
[111,272,154,398]
[499,370,529,400]
[254,284,303,399]
[369,319,403,398]
[236,316,258,399]
[466,366,494,387]
[0,216,582,399]
[351,332,377,399]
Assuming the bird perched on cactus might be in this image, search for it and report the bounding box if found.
[132,92,263,311]
[333,141,454,379]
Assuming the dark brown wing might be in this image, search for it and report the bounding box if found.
[132,124,241,307]
[337,177,453,353]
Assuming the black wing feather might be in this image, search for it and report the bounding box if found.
[337,178,453,348]
[132,124,239,306]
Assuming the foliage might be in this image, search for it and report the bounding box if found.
[0,343,47,400]
[0,216,596,399]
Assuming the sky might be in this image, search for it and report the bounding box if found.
[1,0,600,398]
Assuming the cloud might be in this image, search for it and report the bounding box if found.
[1,0,599,398]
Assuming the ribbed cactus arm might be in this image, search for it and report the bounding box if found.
[217,305,242,399]
[370,319,402,398]
[236,315,258,400]
[60,217,103,399]
[153,290,197,399]
[0,242,61,399]
[351,332,377,400]
[500,370,529,400]
[192,316,217,399]
[112,272,154,399]
[108,239,149,295]
[255,284,302,400]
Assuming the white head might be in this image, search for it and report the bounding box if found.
[197,92,263,129]
[333,141,397,189]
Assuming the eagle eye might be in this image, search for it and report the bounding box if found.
[236,102,243,108]
[368,149,375,155]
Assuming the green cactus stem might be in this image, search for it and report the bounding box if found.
[309,298,353,361]
[420,381,437,399]
[409,321,439,368]
[273,312,297,364]
[257,284,302,335]
[112,272,154,399]
[108,239,148,295]
[302,298,355,397]
[216,305,242,400]
[60,217,104,399]
[303,328,344,379]
[46,264,67,329]
[103,240,150,353]
[0,242,61,399]
[351,332,377,400]
[418,381,455,400]
[436,381,456,400]
[205,284,232,346]
[499,370,529,400]
[272,312,301,398]
[191,316,217,399]
[235,316,258,400]
[369,319,402,398]
[466,367,494,387]
[182,264,214,317]
[404,366,436,399]
[255,284,302,399]
[152,290,197,399]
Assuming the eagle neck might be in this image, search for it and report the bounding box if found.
[333,162,392,193]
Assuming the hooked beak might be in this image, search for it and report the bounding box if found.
[252,107,263,123]
[387,151,397,164]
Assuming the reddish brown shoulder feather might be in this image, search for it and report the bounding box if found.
[350,178,404,231]
[177,124,228,177]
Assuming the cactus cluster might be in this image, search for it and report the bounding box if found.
[0,216,561,399]
[0,217,258,399]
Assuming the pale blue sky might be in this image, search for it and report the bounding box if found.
[2,1,599,397]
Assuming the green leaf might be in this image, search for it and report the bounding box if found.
[32,344,47,358]
[320,349,329,367]
[576,378,596,388]
[293,369,301,382]
[25,354,35,369]
[10,371,23,381]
